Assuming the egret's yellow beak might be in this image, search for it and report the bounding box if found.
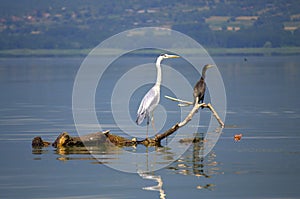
[166,54,180,58]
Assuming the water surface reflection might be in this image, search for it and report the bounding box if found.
[32,130,221,198]
[139,172,166,199]
[3,56,299,198]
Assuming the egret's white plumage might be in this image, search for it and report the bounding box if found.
[136,84,160,125]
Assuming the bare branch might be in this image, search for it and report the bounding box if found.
[164,95,193,106]
[207,103,225,128]
[164,95,224,128]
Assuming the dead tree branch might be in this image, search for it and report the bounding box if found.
[153,100,224,145]
[153,102,203,143]
[164,95,224,128]
[32,97,224,148]
[164,95,193,107]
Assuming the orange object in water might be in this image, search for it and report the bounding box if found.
[234,134,242,141]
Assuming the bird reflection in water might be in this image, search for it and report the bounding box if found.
[138,132,221,198]
[138,172,166,199]
[167,132,221,191]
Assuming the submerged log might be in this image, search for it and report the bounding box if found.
[51,131,115,148]
[32,131,108,149]
[32,136,51,148]
[103,131,138,147]
[32,130,138,149]
[32,100,224,148]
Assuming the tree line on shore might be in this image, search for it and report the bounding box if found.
[0,0,299,49]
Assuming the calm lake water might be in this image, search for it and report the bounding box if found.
[0,55,299,198]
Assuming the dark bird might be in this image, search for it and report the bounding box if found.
[193,64,214,105]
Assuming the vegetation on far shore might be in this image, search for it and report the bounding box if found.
[1,47,300,57]
[1,0,300,51]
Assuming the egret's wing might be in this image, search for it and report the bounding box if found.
[136,86,160,125]
[137,87,158,114]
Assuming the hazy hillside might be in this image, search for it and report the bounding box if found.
[0,0,300,49]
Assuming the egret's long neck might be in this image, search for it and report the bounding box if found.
[155,57,162,86]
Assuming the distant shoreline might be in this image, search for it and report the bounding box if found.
[1,47,300,57]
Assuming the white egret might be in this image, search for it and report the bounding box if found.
[136,53,180,138]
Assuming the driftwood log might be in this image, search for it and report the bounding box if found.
[32,136,51,147]
[32,99,224,148]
